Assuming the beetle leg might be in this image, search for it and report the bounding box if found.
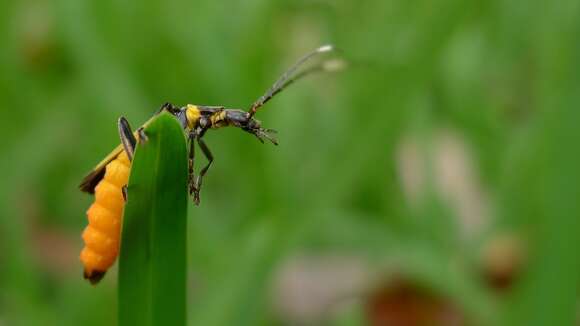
[187,130,197,199]
[137,127,148,143]
[122,185,128,202]
[192,136,213,205]
[158,102,180,114]
[118,117,137,161]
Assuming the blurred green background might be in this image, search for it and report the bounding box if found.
[1,0,579,325]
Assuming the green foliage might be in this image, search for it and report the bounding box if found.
[118,113,188,326]
[0,0,578,325]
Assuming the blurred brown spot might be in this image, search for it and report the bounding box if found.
[397,136,425,204]
[366,278,465,326]
[17,187,79,279]
[397,129,491,238]
[481,233,525,291]
[30,224,79,278]
[15,0,56,70]
[273,255,371,324]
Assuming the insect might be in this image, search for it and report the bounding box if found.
[79,45,341,284]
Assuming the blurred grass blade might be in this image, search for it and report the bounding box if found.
[118,112,188,326]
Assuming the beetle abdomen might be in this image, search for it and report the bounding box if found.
[80,151,130,284]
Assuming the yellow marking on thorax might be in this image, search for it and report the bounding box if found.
[186,104,200,129]
[210,110,227,128]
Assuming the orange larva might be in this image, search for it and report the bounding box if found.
[80,150,130,284]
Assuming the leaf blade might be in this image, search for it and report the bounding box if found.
[118,112,188,326]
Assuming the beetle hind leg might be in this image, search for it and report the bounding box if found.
[191,137,213,205]
[187,131,198,203]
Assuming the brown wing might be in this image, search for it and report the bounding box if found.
[79,144,124,193]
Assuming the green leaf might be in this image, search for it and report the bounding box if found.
[118,112,188,326]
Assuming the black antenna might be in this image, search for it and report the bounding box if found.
[248,44,342,118]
